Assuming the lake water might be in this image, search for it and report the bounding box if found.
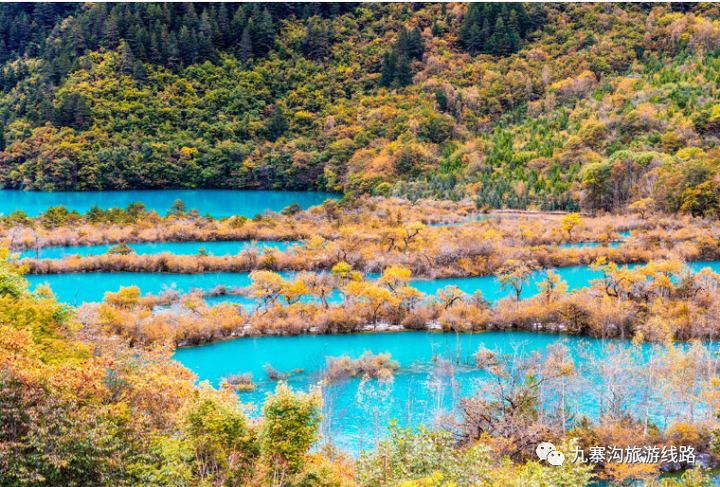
[26,261,720,307]
[173,331,595,452]
[27,271,277,305]
[0,189,338,217]
[15,240,299,260]
[558,231,631,249]
[174,330,710,455]
[558,241,623,249]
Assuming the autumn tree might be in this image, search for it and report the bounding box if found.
[538,269,569,304]
[496,259,536,304]
[249,270,286,309]
[560,213,582,241]
[629,198,655,219]
[402,221,426,252]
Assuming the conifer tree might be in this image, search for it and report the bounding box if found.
[489,17,512,57]
[267,105,288,141]
[380,50,396,88]
[239,26,253,62]
[119,39,135,75]
[395,54,412,87]
[408,26,423,59]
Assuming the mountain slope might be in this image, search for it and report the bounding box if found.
[1,3,720,215]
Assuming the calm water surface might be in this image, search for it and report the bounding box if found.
[174,330,713,454]
[26,261,720,305]
[0,189,338,217]
[27,272,282,305]
[15,238,624,259]
[16,240,299,260]
[175,331,597,452]
[558,241,623,249]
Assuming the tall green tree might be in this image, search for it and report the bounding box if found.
[239,26,252,62]
[380,50,396,88]
[395,54,412,87]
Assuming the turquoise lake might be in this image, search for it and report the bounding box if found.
[174,331,596,453]
[173,330,707,454]
[558,241,623,249]
[14,239,624,260]
[15,240,299,260]
[26,260,720,306]
[0,189,338,217]
[27,272,275,305]
[16,222,719,456]
[14,239,622,260]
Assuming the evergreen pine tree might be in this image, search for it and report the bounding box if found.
[166,33,181,71]
[197,31,215,62]
[395,54,412,88]
[33,3,56,28]
[460,3,479,49]
[135,28,150,61]
[431,21,441,38]
[231,5,246,41]
[256,8,274,55]
[103,16,120,49]
[239,26,253,62]
[184,3,198,28]
[266,105,288,141]
[186,30,199,64]
[119,39,135,75]
[507,9,520,34]
[507,10,521,52]
[489,17,512,56]
[380,50,396,88]
[217,3,229,47]
[0,40,7,64]
[133,60,146,81]
[396,28,410,58]
[435,89,448,112]
[408,26,423,59]
[467,23,483,54]
[149,32,162,64]
[0,125,5,152]
[302,21,328,60]
[68,24,86,56]
[178,25,193,65]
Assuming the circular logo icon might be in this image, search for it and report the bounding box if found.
[536,442,555,461]
[547,450,566,466]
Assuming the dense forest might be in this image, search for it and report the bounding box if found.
[2,3,720,214]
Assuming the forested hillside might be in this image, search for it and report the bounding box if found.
[2,3,720,215]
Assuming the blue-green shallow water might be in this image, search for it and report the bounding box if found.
[25,261,720,305]
[15,239,623,260]
[15,240,300,260]
[26,272,288,305]
[174,330,714,455]
[0,189,338,217]
[409,260,720,302]
[558,232,631,249]
[174,331,590,452]
[558,241,623,249]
